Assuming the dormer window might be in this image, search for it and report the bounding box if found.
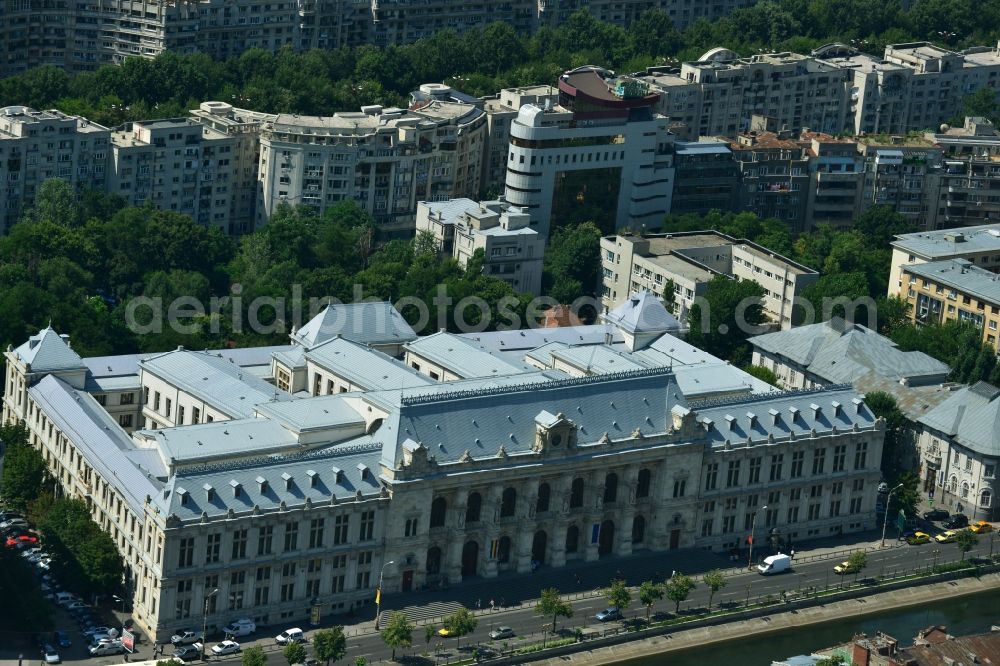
[282,472,293,491]
[332,466,344,484]
[204,483,214,502]
[307,470,318,488]
[831,401,842,417]
[357,463,370,481]
[230,480,242,498]
[177,487,189,506]
[256,476,267,494]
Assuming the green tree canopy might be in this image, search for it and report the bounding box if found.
[638,580,663,621]
[313,627,348,666]
[537,587,574,632]
[687,275,766,365]
[664,573,696,613]
[441,608,478,649]
[702,570,727,611]
[283,642,308,666]
[241,646,267,666]
[0,424,46,512]
[955,529,978,560]
[604,579,632,613]
[380,611,414,661]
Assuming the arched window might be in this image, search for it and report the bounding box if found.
[949,476,958,494]
[536,483,551,514]
[465,492,482,524]
[569,478,584,508]
[961,482,970,499]
[636,469,652,499]
[981,489,993,508]
[500,487,517,518]
[603,472,618,504]
[632,515,646,544]
[497,535,512,563]
[426,546,442,575]
[565,525,579,553]
[430,496,447,528]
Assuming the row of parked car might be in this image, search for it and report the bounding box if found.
[903,511,994,546]
[167,623,309,661]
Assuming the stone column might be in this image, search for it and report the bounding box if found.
[481,485,504,579]
[584,470,603,562]
[444,489,467,585]
[515,479,539,574]
[616,465,640,558]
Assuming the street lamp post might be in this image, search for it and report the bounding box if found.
[374,560,395,630]
[112,594,126,616]
[747,505,768,571]
[200,588,219,661]
[880,483,904,548]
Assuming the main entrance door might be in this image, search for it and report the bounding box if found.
[598,520,615,556]
[670,529,681,550]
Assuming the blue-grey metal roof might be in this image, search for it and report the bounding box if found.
[137,418,304,466]
[13,327,85,373]
[140,349,293,419]
[389,369,687,465]
[903,259,1000,305]
[602,291,680,334]
[892,224,1000,258]
[404,332,534,378]
[676,141,732,155]
[84,374,141,393]
[157,441,385,520]
[696,386,877,447]
[255,395,369,435]
[83,345,293,379]
[417,198,479,225]
[305,336,432,391]
[917,381,1000,456]
[272,346,306,370]
[750,318,949,385]
[28,375,159,514]
[460,325,623,352]
[292,302,417,348]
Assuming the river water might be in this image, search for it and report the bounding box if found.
[618,590,1000,666]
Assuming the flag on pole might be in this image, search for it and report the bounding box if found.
[746,535,753,545]
[375,587,381,605]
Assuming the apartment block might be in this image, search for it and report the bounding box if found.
[802,132,864,230]
[416,198,545,295]
[924,117,1000,230]
[503,67,675,238]
[256,86,486,236]
[600,231,818,328]
[669,140,738,216]
[0,106,110,233]
[900,258,1000,351]
[109,118,240,233]
[728,131,809,233]
[856,138,942,230]
[889,223,1000,298]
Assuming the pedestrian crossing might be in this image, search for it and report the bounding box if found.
[379,600,465,626]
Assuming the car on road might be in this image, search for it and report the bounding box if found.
[935,530,960,544]
[89,640,125,656]
[906,531,931,545]
[489,626,515,640]
[595,607,622,622]
[0,518,29,530]
[211,640,241,656]
[970,521,994,534]
[222,618,256,637]
[171,644,203,661]
[171,629,203,645]
[833,560,859,575]
[922,509,949,521]
[40,644,60,664]
[945,514,970,529]
[65,600,89,611]
[437,628,452,637]
[275,627,305,644]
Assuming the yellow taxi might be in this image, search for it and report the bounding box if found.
[934,530,959,544]
[906,531,931,545]
[969,521,994,534]
[833,560,858,575]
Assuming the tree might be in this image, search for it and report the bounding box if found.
[541,222,602,303]
[242,646,267,666]
[536,587,573,633]
[955,529,978,561]
[425,625,436,648]
[21,178,79,227]
[355,659,367,666]
[604,579,631,615]
[638,580,663,621]
[687,275,766,365]
[962,86,1000,125]
[39,498,124,596]
[313,627,348,666]
[664,573,696,614]
[846,551,868,585]
[283,642,308,666]
[703,570,727,611]
[865,391,907,479]
[441,607,477,649]
[0,427,46,512]
[743,365,779,387]
[890,471,921,520]
[380,611,414,661]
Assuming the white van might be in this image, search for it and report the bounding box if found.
[223,618,256,637]
[54,592,78,606]
[275,627,305,644]
[757,553,792,575]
